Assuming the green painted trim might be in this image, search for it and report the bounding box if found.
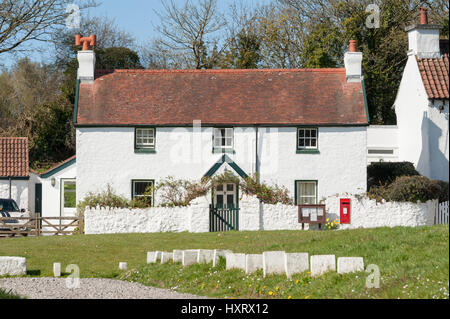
[131,179,155,207]
[212,148,235,154]
[296,150,320,154]
[75,123,370,128]
[73,79,80,124]
[297,127,319,152]
[134,127,156,152]
[0,177,30,180]
[294,180,318,205]
[361,78,370,124]
[204,155,249,179]
[41,158,76,179]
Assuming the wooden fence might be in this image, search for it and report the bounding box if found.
[435,201,449,225]
[0,215,83,237]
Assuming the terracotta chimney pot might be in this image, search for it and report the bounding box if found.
[420,7,428,25]
[349,40,358,52]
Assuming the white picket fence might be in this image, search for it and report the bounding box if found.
[435,201,449,225]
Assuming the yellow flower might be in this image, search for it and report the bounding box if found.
[305,295,310,299]
[326,218,330,222]
[288,296,292,299]
[307,271,311,275]
[295,280,299,284]
[268,291,274,296]
[201,283,205,289]
[244,236,248,239]
[275,287,279,291]
[248,284,252,288]
[263,285,267,289]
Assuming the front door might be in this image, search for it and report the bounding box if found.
[214,183,237,208]
[60,179,76,217]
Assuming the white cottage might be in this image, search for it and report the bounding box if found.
[74,38,369,207]
[368,8,449,182]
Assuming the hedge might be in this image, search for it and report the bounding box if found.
[367,161,419,190]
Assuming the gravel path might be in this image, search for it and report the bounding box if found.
[0,278,208,299]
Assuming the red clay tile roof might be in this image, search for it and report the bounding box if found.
[417,53,449,99]
[0,137,29,177]
[76,68,369,126]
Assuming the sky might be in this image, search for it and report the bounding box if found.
[1,0,269,68]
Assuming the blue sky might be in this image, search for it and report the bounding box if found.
[1,0,269,68]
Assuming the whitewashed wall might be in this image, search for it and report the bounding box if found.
[427,99,449,182]
[84,195,210,234]
[0,179,29,211]
[76,126,367,206]
[366,125,399,164]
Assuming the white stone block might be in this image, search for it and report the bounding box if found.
[284,253,309,278]
[161,252,173,264]
[182,250,199,266]
[337,257,364,274]
[226,253,246,271]
[197,250,215,264]
[173,250,184,263]
[147,251,161,264]
[213,249,233,267]
[262,251,286,277]
[310,255,336,276]
[53,263,61,277]
[245,254,263,274]
[0,257,27,276]
[119,262,128,271]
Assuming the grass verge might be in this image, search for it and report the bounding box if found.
[0,225,448,298]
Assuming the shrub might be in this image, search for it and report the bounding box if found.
[240,174,293,205]
[77,184,130,215]
[368,175,441,203]
[367,162,419,190]
[433,180,449,202]
[156,176,209,207]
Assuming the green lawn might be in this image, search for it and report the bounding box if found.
[0,225,448,299]
[0,288,22,299]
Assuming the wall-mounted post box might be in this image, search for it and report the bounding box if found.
[340,199,351,224]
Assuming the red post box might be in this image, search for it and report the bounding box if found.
[340,199,351,224]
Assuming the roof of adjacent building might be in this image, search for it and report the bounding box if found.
[39,155,76,178]
[417,41,449,100]
[0,137,29,178]
[76,68,369,126]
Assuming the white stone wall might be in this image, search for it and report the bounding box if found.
[84,195,210,234]
[0,179,29,211]
[366,125,399,164]
[322,194,437,229]
[76,126,367,206]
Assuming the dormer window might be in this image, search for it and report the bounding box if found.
[213,128,233,150]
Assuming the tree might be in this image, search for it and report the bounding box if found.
[153,0,226,69]
[0,0,96,54]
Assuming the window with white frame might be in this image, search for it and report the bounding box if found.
[213,128,233,149]
[132,180,154,205]
[296,181,318,205]
[298,128,318,150]
[135,128,155,149]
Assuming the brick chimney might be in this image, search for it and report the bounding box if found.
[344,40,363,83]
[405,8,442,58]
[76,34,96,83]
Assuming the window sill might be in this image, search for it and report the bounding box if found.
[296,149,320,154]
[135,148,156,154]
[213,148,235,154]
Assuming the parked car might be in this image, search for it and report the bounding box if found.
[0,199,30,236]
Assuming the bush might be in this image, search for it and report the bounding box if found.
[155,176,209,207]
[433,180,449,202]
[368,175,441,203]
[240,174,293,205]
[367,162,419,190]
[77,184,130,215]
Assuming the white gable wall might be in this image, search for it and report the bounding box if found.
[394,53,431,177]
[0,179,29,211]
[427,99,449,181]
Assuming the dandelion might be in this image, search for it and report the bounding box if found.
[275,287,279,291]
[305,295,310,299]
[268,291,274,296]
[295,280,299,284]
[288,296,292,299]
[244,236,248,239]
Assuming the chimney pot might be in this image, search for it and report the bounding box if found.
[420,7,428,25]
[349,40,358,52]
[75,34,97,51]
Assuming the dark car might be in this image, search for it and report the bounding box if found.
[0,199,29,235]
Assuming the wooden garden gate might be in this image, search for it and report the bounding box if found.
[209,204,239,232]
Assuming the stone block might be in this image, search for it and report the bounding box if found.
[197,250,215,264]
[182,250,199,266]
[225,253,246,271]
[173,250,184,263]
[213,249,232,267]
[53,262,61,277]
[245,254,263,274]
[262,251,286,277]
[119,262,128,271]
[147,251,161,264]
[161,252,173,264]
[337,257,364,274]
[310,255,336,276]
[284,253,309,278]
[0,257,26,276]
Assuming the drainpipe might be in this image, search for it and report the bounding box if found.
[255,125,260,182]
[9,177,12,199]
